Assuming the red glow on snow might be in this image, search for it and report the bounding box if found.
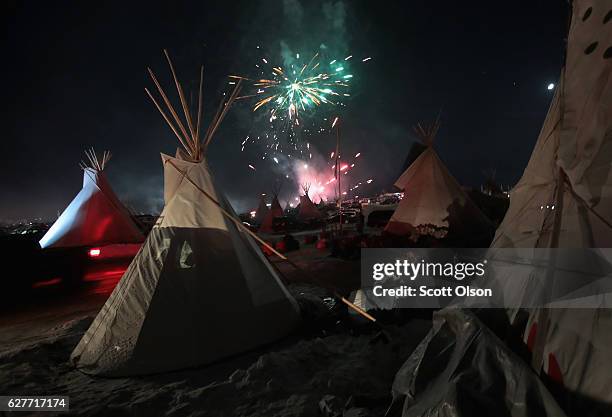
[83,268,127,282]
[31,278,62,288]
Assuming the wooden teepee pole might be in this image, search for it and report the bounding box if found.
[196,65,204,144]
[204,80,242,149]
[163,50,198,153]
[147,68,196,156]
[145,87,193,155]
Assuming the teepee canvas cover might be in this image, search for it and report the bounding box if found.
[491,0,612,404]
[71,52,299,376]
[396,140,427,181]
[259,186,284,233]
[385,123,491,238]
[40,150,143,249]
[254,195,269,224]
[492,8,612,249]
[297,184,322,220]
[270,195,283,216]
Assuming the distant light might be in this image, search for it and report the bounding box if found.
[250,211,256,218]
[547,83,555,90]
[88,248,101,258]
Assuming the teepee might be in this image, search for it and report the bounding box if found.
[270,183,284,216]
[259,183,284,233]
[71,51,300,376]
[254,194,269,224]
[491,0,612,404]
[297,183,322,220]
[40,149,144,249]
[396,140,427,181]
[385,119,491,239]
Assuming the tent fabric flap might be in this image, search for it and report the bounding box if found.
[387,309,566,417]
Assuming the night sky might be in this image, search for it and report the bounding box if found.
[2,0,568,221]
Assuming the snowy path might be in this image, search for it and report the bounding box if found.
[0,247,430,416]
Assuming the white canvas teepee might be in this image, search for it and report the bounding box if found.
[491,0,612,404]
[39,149,143,249]
[70,52,300,376]
[385,121,491,238]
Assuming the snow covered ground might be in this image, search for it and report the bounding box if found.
[0,281,430,417]
[0,244,429,416]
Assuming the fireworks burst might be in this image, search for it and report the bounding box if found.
[247,52,350,124]
[233,47,371,159]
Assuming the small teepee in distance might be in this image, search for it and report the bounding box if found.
[254,193,269,224]
[298,182,322,220]
[260,183,285,233]
[71,51,300,376]
[385,118,491,239]
[39,148,144,249]
[270,183,284,216]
